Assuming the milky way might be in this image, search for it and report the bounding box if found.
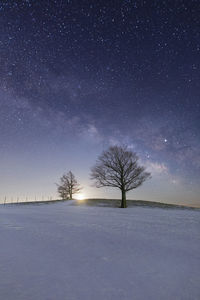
[0,0,199,205]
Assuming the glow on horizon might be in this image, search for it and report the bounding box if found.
[75,194,86,200]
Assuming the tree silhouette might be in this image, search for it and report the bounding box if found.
[91,145,151,208]
[57,171,81,200]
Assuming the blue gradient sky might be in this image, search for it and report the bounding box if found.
[0,1,199,206]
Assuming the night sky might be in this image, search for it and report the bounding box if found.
[0,0,199,206]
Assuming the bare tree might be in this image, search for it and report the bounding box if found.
[91,145,151,208]
[57,171,81,200]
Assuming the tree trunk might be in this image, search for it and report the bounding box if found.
[69,192,72,200]
[121,189,127,208]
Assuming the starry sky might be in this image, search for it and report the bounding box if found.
[0,0,199,206]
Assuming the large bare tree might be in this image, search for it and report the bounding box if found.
[57,171,81,200]
[91,145,151,208]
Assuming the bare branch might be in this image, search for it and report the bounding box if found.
[91,145,151,207]
[57,171,82,200]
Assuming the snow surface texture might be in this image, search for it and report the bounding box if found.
[0,201,200,300]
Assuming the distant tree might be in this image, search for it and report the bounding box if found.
[91,145,151,208]
[57,171,81,200]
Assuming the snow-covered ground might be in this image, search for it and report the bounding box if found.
[0,201,200,300]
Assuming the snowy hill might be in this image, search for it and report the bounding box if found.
[0,201,199,300]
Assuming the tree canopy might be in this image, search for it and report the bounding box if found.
[91,145,151,207]
[57,171,81,200]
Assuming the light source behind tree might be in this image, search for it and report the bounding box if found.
[57,171,81,200]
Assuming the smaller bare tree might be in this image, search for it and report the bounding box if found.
[91,145,151,208]
[57,171,81,200]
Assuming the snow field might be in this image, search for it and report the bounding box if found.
[0,201,199,300]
